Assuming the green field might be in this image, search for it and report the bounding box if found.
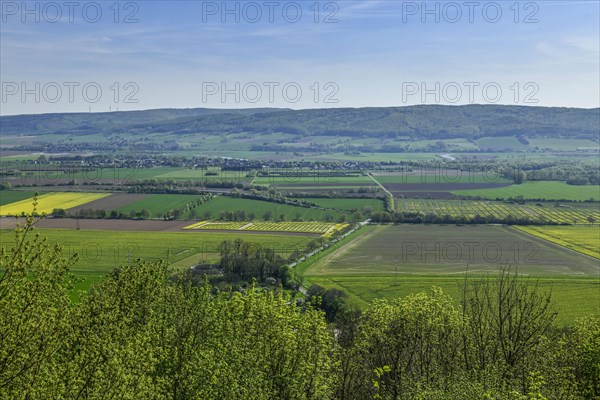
[300,225,600,324]
[475,136,599,151]
[528,137,600,151]
[302,153,443,162]
[155,168,249,182]
[515,225,600,259]
[0,153,40,161]
[116,194,208,218]
[475,136,529,150]
[405,138,478,150]
[372,172,509,184]
[1,165,247,183]
[400,198,600,224]
[306,225,598,276]
[302,198,385,212]
[254,175,372,186]
[275,186,379,190]
[0,190,36,206]
[3,166,165,182]
[1,228,311,291]
[306,275,599,325]
[452,181,600,201]
[192,196,346,221]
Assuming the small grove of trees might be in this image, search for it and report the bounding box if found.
[218,239,299,288]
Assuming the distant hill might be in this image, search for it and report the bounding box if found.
[1,105,598,140]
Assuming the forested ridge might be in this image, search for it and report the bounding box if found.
[1,217,599,399]
[2,105,598,140]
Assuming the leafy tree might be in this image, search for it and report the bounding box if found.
[573,314,600,397]
[0,214,76,398]
[52,208,66,218]
[172,208,183,219]
[514,171,526,184]
[340,288,463,399]
[461,267,557,391]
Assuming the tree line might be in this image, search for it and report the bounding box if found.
[368,210,585,226]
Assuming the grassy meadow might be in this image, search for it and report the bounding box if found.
[302,198,385,212]
[116,194,206,218]
[452,181,600,201]
[254,175,372,186]
[0,190,36,206]
[306,275,599,325]
[371,172,509,185]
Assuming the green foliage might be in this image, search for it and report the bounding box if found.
[218,238,289,285]
[452,182,600,201]
[1,217,598,399]
[0,218,335,399]
[4,105,598,140]
[339,288,464,399]
[573,314,600,397]
[0,213,77,397]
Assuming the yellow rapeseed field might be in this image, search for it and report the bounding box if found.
[184,220,349,235]
[515,225,600,259]
[0,192,110,216]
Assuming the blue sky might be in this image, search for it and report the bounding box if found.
[1,0,598,115]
